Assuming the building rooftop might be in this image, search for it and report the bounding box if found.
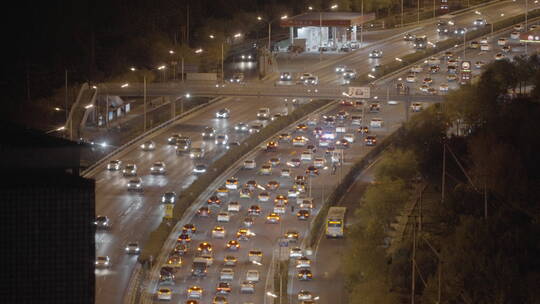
[280,12,376,27]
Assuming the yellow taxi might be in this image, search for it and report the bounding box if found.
[225,177,238,190]
[239,188,252,198]
[296,123,308,132]
[292,136,307,146]
[166,254,182,268]
[260,164,272,175]
[197,242,213,253]
[266,212,281,223]
[275,195,288,205]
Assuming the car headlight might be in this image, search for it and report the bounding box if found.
[95,261,99,265]
[125,247,130,251]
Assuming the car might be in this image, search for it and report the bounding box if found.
[342,69,357,81]
[419,84,430,92]
[265,141,279,152]
[300,151,313,161]
[173,243,188,255]
[157,287,172,301]
[343,133,355,143]
[257,108,270,120]
[298,290,313,301]
[161,192,176,204]
[497,38,508,46]
[281,168,291,177]
[243,160,256,169]
[174,137,191,153]
[248,205,261,216]
[225,177,238,190]
[406,74,417,83]
[423,77,433,85]
[230,73,244,83]
[410,65,423,73]
[215,108,230,119]
[403,33,416,41]
[480,37,488,44]
[240,281,255,294]
[439,84,449,92]
[272,113,284,121]
[159,267,175,284]
[236,228,253,241]
[224,255,237,266]
[510,31,520,39]
[122,164,137,176]
[323,115,336,126]
[278,133,292,142]
[165,254,183,268]
[217,212,230,222]
[280,72,293,81]
[480,43,490,51]
[167,133,182,145]
[189,147,205,159]
[239,188,252,199]
[358,126,369,134]
[197,207,211,217]
[234,122,249,132]
[140,140,156,151]
[241,54,254,61]
[243,216,254,227]
[246,270,260,282]
[530,24,540,31]
[368,49,383,58]
[446,74,458,82]
[207,195,221,206]
[212,226,226,238]
[469,41,479,49]
[335,65,346,74]
[365,135,377,146]
[216,282,232,295]
[149,161,166,175]
[212,295,228,304]
[513,24,524,31]
[182,223,196,234]
[296,256,312,268]
[370,118,383,128]
[297,269,313,281]
[258,191,270,202]
[215,134,228,145]
[297,209,310,220]
[106,159,122,171]
[306,166,319,176]
[292,136,308,146]
[473,18,486,26]
[267,180,280,190]
[335,139,350,149]
[227,201,241,212]
[266,212,280,223]
[453,27,467,35]
[300,72,314,80]
[193,164,207,174]
[427,56,440,65]
[197,242,212,253]
[430,65,440,73]
[494,53,506,60]
[202,127,216,138]
[501,45,511,53]
[288,188,300,198]
[249,123,263,133]
[226,240,240,250]
[303,76,318,85]
[177,233,191,244]
[95,256,111,268]
[219,268,234,281]
[475,61,485,69]
[127,178,143,192]
[94,215,111,229]
[290,247,303,258]
[187,285,203,298]
[285,230,300,242]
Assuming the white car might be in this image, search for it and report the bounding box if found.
[240,281,255,294]
[370,118,383,128]
[369,49,383,58]
[351,115,362,125]
[298,290,313,301]
[220,268,234,281]
[281,168,291,177]
[497,38,508,46]
[514,24,524,32]
[187,286,203,299]
[122,164,137,176]
[473,18,486,26]
[127,178,143,192]
[480,37,489,44]
[288,189,299,198]
[246,270,260,282]
[212,226,226,238]
[313,157,326,168]
[335,65,346,74]
[273,204,286,214]
[406,75,417,83]
[244,160,256,169]
[157,288,172,301]
[217,212,230,222]
[215,134,229,145]
[125,242,141,254]
[289,247,303,258]
[439,84,449,92]
[216,108,230,118]
[300,72,313,80]
[280,72,293,81]
[410,65,423,73]
[106,160,122,171]
[494,53,506,61]
[140,140,156,151]
[227,201,241,212]
[411,102,423,112]
[427,56,441,65]
[480,43,490,51]
[150,162,166,174]
[303,76,318,86]
[300,151,313,161]
[344,133,355,143]
[161,192,176,204]
[510,31,520,40]
[193,164,207,174]
[95,256,111,268]
[257,108,270,119]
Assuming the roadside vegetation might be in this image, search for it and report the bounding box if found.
[343,54,540,303]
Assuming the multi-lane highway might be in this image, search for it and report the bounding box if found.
[90,1,540,303]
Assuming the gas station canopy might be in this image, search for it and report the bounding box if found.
[280,12,376,27]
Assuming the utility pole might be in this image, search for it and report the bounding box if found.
[65,69,68,122]
[143,75,147,132]
[441,142,446,204]
[360,0,364,47]
[411,217,416,304]
[186,3,190,46]
[401,0,404,27]
[221,43,224,83]
[319,10,323,62]
[181,56,185,83]
[418,0,421,24]
[484,178,488,219]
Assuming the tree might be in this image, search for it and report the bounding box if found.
[374,148,418,182]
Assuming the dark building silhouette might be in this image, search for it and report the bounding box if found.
[0,123,95,304]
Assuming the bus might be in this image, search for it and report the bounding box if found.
[325,207,346,238]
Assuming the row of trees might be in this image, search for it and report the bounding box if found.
[343,54,540,303]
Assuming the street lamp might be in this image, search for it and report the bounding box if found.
[257,15,288,52]
[316,4,339,62]
[121,83,129,88]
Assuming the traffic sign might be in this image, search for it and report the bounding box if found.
[348,86,370,99]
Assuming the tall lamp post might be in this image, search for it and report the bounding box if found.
[257,15,288,52]
[209,33,243,83]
